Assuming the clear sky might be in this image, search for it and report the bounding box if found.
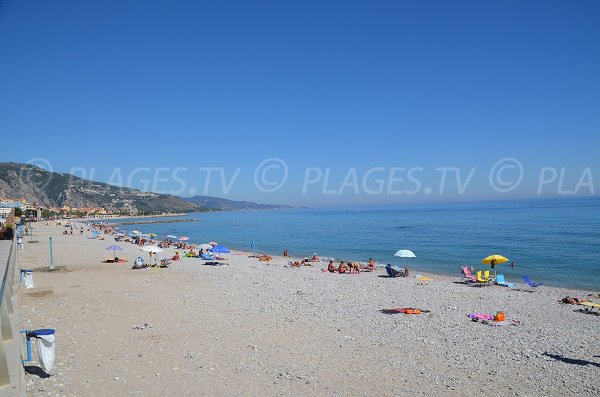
[1,0,599,206]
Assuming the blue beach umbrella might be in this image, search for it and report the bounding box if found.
[106,245,123,259]
[210,245,230,254]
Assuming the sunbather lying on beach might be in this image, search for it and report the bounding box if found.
[560,296,589,305]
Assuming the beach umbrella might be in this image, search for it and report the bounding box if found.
[115,232,125,237]
[394,249,416,258]
[141,246,163,254]
[165,235,177,239]
[106,244,123,259]
[132,230,140,234]
[149,233,158,238]
[481,254,509,268]
[179,236,190,241]
[394,249,415,268]
[210,245,230,254]
[198,243,213,251]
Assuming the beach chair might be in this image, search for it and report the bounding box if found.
[160,258,171,268]
[476,271,493,285]
[386,264,404,278]
[521,275,542,288]
[385,264,396,277]
[495,274,516,289]
[579,301,600,314]
[461,266,477,283]
[484,270,496,283]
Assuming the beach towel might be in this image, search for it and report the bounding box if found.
[468,313,521,326]
[380,308,430,315]
[467,313,494,321]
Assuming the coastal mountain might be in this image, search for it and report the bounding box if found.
[180,195,294,211]
[0,162,293,214]
[0,162,200,214]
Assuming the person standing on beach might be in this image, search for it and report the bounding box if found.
[490,259,496,269]
[283,249,289,257]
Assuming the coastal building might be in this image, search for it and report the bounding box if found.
[0,207,13,226]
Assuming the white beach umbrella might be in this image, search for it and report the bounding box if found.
[394,249,416,258]
[394,249,415,269]
[198,243,213,251]
[140,246,163,254]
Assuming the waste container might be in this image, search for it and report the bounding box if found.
[21,329,56,371]
[19,269,34,289]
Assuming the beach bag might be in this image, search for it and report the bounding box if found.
[494,311,505,322]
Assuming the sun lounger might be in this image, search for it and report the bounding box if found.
[475,270,493,285]
[495,274,516,288]
[483,270,496,283]
[522,275,542,288]
[579,301,600,314]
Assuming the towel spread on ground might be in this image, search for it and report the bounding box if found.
[381,308,430,314]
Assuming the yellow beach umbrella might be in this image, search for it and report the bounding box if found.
[481,255,509,265]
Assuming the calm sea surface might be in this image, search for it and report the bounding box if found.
[106,198,600,290]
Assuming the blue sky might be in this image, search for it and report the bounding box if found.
[1,0,599,206]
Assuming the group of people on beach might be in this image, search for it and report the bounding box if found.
[325,258,375,273]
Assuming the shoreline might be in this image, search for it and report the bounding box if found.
[223,245,589,292]
[80,212,190,221]
[114,218,200,226]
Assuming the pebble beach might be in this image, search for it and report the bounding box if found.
[17,224,600,396]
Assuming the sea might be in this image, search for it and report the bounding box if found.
[105,197,600,291]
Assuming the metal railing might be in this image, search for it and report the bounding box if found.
[0,235,24,396]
